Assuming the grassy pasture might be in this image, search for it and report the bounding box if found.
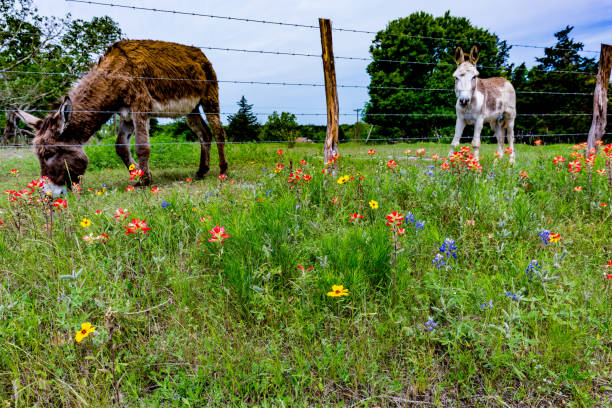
[0,140,610,407]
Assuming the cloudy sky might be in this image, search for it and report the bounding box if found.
[34,0,612,125]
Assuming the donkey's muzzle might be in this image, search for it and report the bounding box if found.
[459,98,470,106]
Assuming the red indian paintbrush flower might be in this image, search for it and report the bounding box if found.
[349,212,364,223]
[125,218,151,235]
[385,211,403,227]
[568,160,581,173]
[52,198,68,208]
[208,225,230,243]
[114,208,129,219]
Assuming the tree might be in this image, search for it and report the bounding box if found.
[364,11,510,139]
[1,0,122,142]
[261,111,299,142]
[513,26,603,142]
[226,96,260,141]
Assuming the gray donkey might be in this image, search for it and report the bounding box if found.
[450,46,516,163]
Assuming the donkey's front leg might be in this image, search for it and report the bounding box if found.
[133,115,152,185]
[449,116,466,157]
[472,117,484,161]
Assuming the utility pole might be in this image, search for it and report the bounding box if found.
[354,108,361,140]
[319,18,339,167]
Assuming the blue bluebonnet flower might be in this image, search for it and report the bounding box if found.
[102,184,108,188]
[480,299,494,309]
[487,172,496,180]
[424,318,438,332]
[266,190,272,196]
[505,291,519,301]
[539,230,551,246]
[525,260,541,281]
[439,238,457,259]
[405,212,416,224]
[405,212,425,232]
[161,200,170,209]
[432,254,446,269]
[426,166,434,177]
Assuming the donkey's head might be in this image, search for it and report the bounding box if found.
[17,97,88,195]
[453,46,480,107]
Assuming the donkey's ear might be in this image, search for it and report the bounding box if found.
[15,109,42,130]
[58,96,72,133]
[469,45,479,65]
[454,47,465,65]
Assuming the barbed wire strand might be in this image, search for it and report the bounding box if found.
[63,0,602,54]
[6,108,610,118]
[1,133,609,150]
[0,70,595,95]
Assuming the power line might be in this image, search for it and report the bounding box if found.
[0,70,595,95]
[64,0,602,54]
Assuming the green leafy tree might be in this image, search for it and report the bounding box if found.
[261,111,299,142]
[1,0,121,141]
[364,11,510,139]
[226,96,260,141]
[513,26,602,142]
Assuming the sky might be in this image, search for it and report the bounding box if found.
[34,0,612,125]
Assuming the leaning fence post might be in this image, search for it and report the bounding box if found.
[586,43,612,153]
[319,18,339,168]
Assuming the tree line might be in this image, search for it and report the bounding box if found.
[0,2,606,145]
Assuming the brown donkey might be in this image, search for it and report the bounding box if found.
[16,40,228,195]
[450,46,517,163]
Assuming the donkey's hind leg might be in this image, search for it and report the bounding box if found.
[506,116,516,164]
[115,119,136,170]
[186,107,213,179]
[494,121,505,158]
[201,99,228,175]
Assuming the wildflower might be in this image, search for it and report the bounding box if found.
[601,203,608,207]
[297,265,313,272]
[96,188,106,195]
[125,218,151,235]
[72,183,81,193]
[53,199,68,208]
[494,152,502,159]
[385,211,403,227]
[302,174,312,182]
[431,154,440,161]
[416,148,425,156]
[534,139,542,146]
[441,162,450,170]
[405,149,413,154]
[337,175,350,184]
[520,171,528,179]
[424,318,438,332]
[396,227,406,236]
[573,186,582,192]
[367,149,376,156]
[128,164,136,171]
[9,168,19,175]
[82,233,109,244]
[125,186,135,192]
[276,149,283,156]
[432,254,446,269]
[368,200,378,209]
[596,169,606,176]
[553,156,566,165]
[208,225,230,243]
[299,159,307,166]
[386,159,398,170]
[105,168,111,172]
[161,200,170,209]
[185,178,192,183]
[526,260,541,281]
[568,160,581,173]
[151,187,160,194]
[129,168,143,180]
[274,163,284,173]
[327,285,349,297]
[332,197,340,206]
[114,208,129,219]
[480,300,494,309]
[439,238,457,259]
[75,322,95,343]
[549,232,561,243]
[349,213,364,223]
[80,218,91,228]
[505,291,519,301]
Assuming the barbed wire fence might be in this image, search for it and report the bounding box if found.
[1,0,608,151]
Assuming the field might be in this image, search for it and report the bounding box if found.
[0,140,611,407]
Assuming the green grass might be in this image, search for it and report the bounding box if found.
[0,140,611,407]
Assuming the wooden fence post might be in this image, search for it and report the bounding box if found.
[587,43,612,153]
[319,18,339,167]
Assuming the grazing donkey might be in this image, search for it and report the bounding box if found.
[450,46,517,163]
[15,40,228,195]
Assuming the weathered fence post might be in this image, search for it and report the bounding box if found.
[586,43,612,153]
[319,18,339,166]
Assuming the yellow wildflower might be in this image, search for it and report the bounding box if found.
[128,164,136,171]
[80,218,91,228]
[369,200,379,209]
[327,285,349,297]
[75,322,95,343]
[337,175,350,185]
